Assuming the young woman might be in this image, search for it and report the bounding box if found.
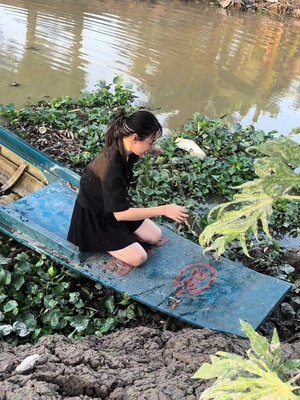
[67,110,188,267]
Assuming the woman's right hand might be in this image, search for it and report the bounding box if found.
[163,204,189,223]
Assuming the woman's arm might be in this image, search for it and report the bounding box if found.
[114,204,188,224]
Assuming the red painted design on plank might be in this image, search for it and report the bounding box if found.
[174,263,217,297]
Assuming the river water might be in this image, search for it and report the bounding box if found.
[0,0,299,136]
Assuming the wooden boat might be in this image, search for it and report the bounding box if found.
[0,124,292,337]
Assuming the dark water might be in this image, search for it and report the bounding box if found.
[0,0,299,137]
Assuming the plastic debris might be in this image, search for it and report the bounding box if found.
[175,138,207,159]
[15,354,41,373]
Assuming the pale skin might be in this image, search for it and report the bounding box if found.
[108,133,189,267]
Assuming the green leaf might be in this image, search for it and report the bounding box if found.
[16,312,37,330]
[43,295,57,308]
[126,305,137,320]
[0,255,10,265]
[194,320,300,400]
[192,356,233,379]
[69,292,81,304]
[0,294,7,303]
[104,295,115,313]
[241,320,273,366]
[113,76,124,85]
[47,266,57,278]
[283,360,300,371]
[270,328,282,366]
[0,324,13,336]
[249,137,300,167]
[11,273,25,290]
[42,309,63,328]
[199,190,274,257]
[52,284,66,297]
[75,299,85,309]
[70,315,89,332]
[97,317,117,334]
[289,127,300,136]
[15,255,32,273]
[13,321,31,337]
[116,309,127,322]
[0,266,11,285]
[35,258,44,267]
[3,300,18,312]
[118,293,131,306]
[199,136,300,257]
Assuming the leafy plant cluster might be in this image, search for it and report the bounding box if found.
[199,136,300,257]
[0,78,299,345]
[193,320,300,399]
[133,114,275,203]
[1,79,298,240]
[0,235,143,345]
[0,76,137,166]
[130,113,299,244]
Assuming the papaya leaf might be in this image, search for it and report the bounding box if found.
[199,191,274,257]
[270,329,283,369]
[241,320,273,366]
[193,320,300,400]
[192,357,226,380]
[192,355,243,380]
[200,372,299,400]
[199,136,300,257]
[248,137,300,167]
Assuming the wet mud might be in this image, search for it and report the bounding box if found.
[0,327,252,399]
[1,326,299,399]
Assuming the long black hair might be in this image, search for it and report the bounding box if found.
[106,110,162,147]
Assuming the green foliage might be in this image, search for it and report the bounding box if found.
[0,76,137,166]
[199,136,300,257]
[2,90,298,243]
[0,236,143,345]
[193,320,300,400]
[199,191,274,257]
[130,114,277,240]
[1,82,299,345]
[133,113,275,201]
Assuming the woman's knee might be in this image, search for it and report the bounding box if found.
[134,219,162,245]
[127,247,147,267]
[109,243,147,267]
[148,225,162,245]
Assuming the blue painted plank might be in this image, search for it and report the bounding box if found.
[0,181,292,337]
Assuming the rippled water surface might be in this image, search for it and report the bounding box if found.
[0,0,299,135]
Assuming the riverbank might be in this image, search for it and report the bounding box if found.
[0,80,299,399]
[199,0,300,17]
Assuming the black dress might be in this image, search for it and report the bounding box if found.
[67,140,143,252]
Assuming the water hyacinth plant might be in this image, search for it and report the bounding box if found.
[0,240,143,345]
[0,78,299,346]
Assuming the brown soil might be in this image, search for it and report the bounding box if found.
[1,326,299,400]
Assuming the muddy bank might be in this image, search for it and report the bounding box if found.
[0,327,267,399]
[196,0,300,17]
[1,326,299,399]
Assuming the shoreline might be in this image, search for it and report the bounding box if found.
[194,0,300,18]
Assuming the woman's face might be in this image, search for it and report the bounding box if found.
[131,133,158,156]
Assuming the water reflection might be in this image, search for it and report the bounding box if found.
[0,0,299,135]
